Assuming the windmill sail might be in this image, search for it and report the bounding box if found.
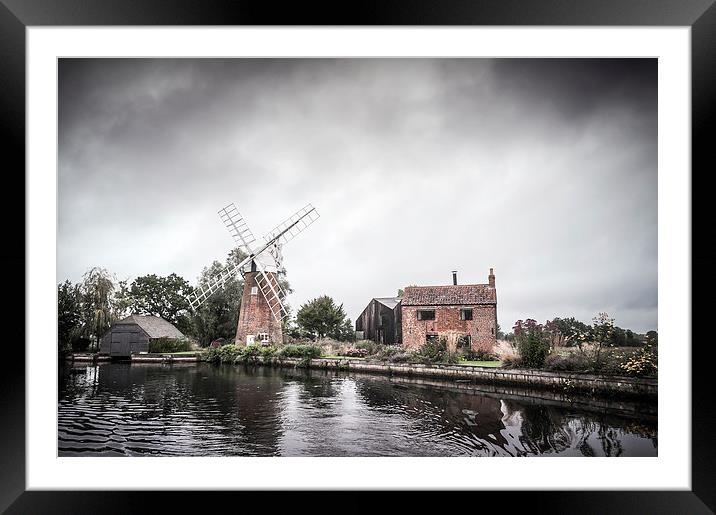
[218,203,256,255]
[252,258,289,321]
[262,204,320,248]
[187,257,249,310]
[188,202,319,317]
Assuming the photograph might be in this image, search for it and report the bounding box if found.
[57,57,658,458]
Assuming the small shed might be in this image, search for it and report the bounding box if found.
[99,315,186,357]
[355,297,402,345]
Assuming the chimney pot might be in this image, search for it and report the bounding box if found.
[488,267,495,287]
[452,270,458,285]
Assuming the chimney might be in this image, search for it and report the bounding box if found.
[452,270,458,285]
[488,268,495,287]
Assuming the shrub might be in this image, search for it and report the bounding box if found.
[218,344,241,363]
[500,355,523,368]
[203,346,221,363]
[620,344,657,377]
[236,344,262,364]
[462,349,499,361]
[149,337,191,353]
[260,345,278,361]
[376,346,403,360]
[355,340,381,356]
[388,352,412,363]
[544,352,589,372]
[277,344,322,360]
[413,339,459,365]
[514,319,551,368]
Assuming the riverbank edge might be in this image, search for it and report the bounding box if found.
[68,353,657,399]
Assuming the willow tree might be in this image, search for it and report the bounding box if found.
[80,267,116,349]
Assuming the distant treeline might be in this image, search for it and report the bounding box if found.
[58,249,258,353]
[502,316,656,348]
[58,247,354,354]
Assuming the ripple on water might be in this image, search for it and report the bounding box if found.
[58,363,657,457]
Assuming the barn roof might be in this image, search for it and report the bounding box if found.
[401,284,496,306]
[116,315,186,339]
[374,297,401,309]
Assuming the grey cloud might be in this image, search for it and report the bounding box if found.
[58,58,657,332]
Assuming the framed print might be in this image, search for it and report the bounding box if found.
[2,0,713,512]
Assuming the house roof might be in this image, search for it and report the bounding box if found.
[401,284,496,306]
[116,315,186,339]
[374,297,401,309]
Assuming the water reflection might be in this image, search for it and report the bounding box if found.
[58,363,657,457]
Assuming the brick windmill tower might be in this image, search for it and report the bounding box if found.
[189,203,319,345]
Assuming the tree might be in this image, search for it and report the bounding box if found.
[397,285,417,298]
[331,318,356,342]
[191,254,245,346]
[79,267,116,350]
[589,312,615,366]
[120,273,194,333]
[296,295,352,340]
[58,280,82,354]
[112,279,132,319]
[549,317,590,347]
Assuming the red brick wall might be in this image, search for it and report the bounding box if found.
[235,271,283,345]
[401,304,496,352]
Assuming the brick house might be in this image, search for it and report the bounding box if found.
[400,269,497,352]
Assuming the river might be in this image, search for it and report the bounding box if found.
[58,362,657,457]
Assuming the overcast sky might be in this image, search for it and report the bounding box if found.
[58,58,657,332]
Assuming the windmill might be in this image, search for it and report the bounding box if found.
[188,203,319,345]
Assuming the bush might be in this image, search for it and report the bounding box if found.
[500,355,523,368]
[260,345,278,361]
[277,344,322,360]
[413,339,459,365]
[376,346,403,360]
[149,337,191,353]
[355,340,381,356]
[620,345,657,377]
[387,351,412,363]
[514,319,551,368]
[236,345,262,364]
[217,343,241,363]
[544,352,589,372]
[461,349,499,361]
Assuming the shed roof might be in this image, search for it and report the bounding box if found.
[116,315,186,339]
[401,284,496,306]
[374,297,401,309]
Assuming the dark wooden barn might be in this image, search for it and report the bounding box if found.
[355,297,402,345]
[99,315,186,357]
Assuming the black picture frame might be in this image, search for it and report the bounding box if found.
[2,1,711,512]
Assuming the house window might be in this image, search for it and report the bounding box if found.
[379,314,386,327]
[458,334,472,349]
[417,309,435,321]
[460,308,473,321]
[251,286,258,295]
[426,333,439,343]
[257,333,270,343]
